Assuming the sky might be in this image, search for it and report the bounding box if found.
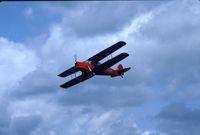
[0,0,200,135]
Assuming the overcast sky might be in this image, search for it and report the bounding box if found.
[1,1,200,135]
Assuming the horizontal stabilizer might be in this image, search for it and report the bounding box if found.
[118,67,131,74]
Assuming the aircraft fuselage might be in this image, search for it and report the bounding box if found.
[75,61,119,77]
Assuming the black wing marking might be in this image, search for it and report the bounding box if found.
[93,52,129,73]
[60,74,92,88]
[58,66,78,78]
[88,41,126,64]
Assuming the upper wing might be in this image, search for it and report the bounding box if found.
[60,73,92,88]
[93,52,129,73]
[58,66,78,78]
[88,41,126,64]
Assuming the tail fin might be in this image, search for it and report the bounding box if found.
[117,64,131,75]
[117,64,123,70]
[116,64,131,78]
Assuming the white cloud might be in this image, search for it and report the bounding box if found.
[118,11,153,40]
[2,0,200,135]
[0,37,39,91]
[9,97,160,135]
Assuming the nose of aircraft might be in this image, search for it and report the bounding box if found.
[75,61,80,67]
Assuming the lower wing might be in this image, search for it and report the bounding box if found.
[60,73,92,88]
[58,66,78,78]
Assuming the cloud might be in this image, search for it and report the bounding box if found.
[65,110,139,135]
[10,8,156,107]
[11,115,41,135]
[0,37,39,91]
[0,98,11,130]
[58,1,164,37]
[30,106,158,135]
[0,98,41,135]
[5,98,158,135]
[56,80,154,108]
[7,5,156,106]
[126,0,200,101]
[5,0,200,109]
[10,69,58,98]
[156,102,200,135]
[1,0,200,135]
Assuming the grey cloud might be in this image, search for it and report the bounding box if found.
[61,1,164,37]
[1,0,200,135]
[0,100,10,128]
[37,109,146,135]
[0,99,11,135]
[156,102,200,135]
[7,23,152,108]
[157,102,200,124]
[10,0,196,108]
[11,115,42,135]
[140,1,200,43]
[6,0,200,110]
[128,0,200,101]
[0,101,41,135]
[9,69,58,98]
[56,81,153,108]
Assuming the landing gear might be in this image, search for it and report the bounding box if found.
[87,65,95,77]
[90,72,95,77]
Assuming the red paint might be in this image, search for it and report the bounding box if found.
[75,61,121,77]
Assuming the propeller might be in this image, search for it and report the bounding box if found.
[74,54,77,62]
[74,54,77,77]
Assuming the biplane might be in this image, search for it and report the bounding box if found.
[58,41,131,88]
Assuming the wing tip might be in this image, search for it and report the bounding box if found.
[60,84,68,89]
[57,74,65,78]
[118,41,126,45]
[121,52,129,57]
[57,74,62,77]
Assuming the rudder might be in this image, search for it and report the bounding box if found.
[117,64,123,70]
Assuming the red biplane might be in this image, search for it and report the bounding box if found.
[58,41,131,88]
